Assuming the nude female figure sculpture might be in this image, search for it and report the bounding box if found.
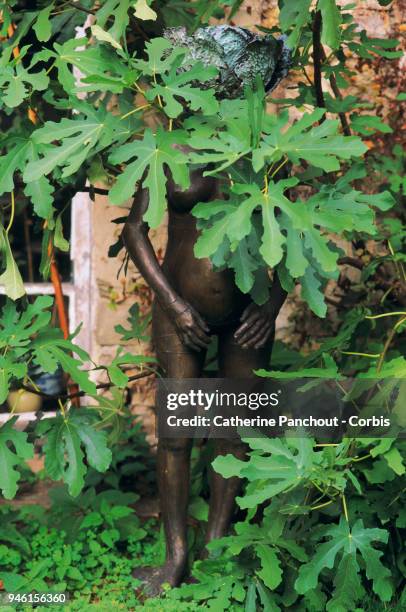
[122,26,291,594]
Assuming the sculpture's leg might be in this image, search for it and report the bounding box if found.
[133,302,206,595]
[204,325,274,547]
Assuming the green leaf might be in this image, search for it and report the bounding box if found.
[194,214,231,259]
[54,214,69,252]
[326,554,365,612]
[300,267,327,318]
[187,99,252,174]
[106,349,155,387]
[72,413,112,474]
[95,0,132,42]
[219,437,319,511]
[0,57,49,108]
[230,241,257,293]
[350,114,392,135]
[245,581,257,612]
[109,128,190,227]
[295,517,391,602]
[30,329,97,395]
[0,138,30,195]
[283,216,309,277]
[318,0,342,50]
[212,453,247,479]
[242,435,295,457]
[132,38,185,76]
[0,356,26,403]
[115,303,152,342]
[255,110,367,173]
[37,39,133,94]
[279,0,312,49]
[384,447,405,476]
[234,448,313,509]
[23,173,55,221]
[147,61,219,118]
[0,226,25,300]
[257,545,283,590]
[307,181,394,237]
[256,581,281,611]
[0,296,53,351]
[0,418,34,499]
[348,32,402,60]
[43,413,112,497]
[33,3,54,42]
[133,0,157,21]
[189,496,209,522]
[0,137,54,220]
[24,107,119,181]
[43,417,86,497]
[91,25,123,51]
[193,177,340,312]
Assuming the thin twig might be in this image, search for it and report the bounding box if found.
[67,1,96,15]
[21,369,156,402]
[376,327,397,373]
[337,256,363,270]
[81,186,110,196]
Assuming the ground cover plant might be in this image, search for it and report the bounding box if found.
[0,0,405,610]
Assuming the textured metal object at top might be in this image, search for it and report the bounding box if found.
[164,25,292,97]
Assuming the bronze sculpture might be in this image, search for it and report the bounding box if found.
[122,26,291,594]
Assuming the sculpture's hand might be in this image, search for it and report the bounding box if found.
[166,298,211,352]
[234,301,276,350]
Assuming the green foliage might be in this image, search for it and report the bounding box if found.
[0,421,162,608]
[0,224,25,300]
[39,411,112,497]
[253,108,367,172]
[24,106,123,182]
[0,418,33,499]
[0,49,49,108]
[147,60,219,118]
[1,0,400,313]
[193,433,404,611]
[0,296,95,397]
[0,2,404,608]
[0,295,153,499]
[108,128,190,227]
[318,0,342,50]
[115,303,152,343]
[279,0,312,50]
[0,489,152,605]
[0,136,55,220]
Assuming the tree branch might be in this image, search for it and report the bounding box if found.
[81,186,110,197]
[320,48,351,136]
[312,11,351,137]
[337,256,364,270]
[21,369,156,402]
[67,2,96,16]
[312,11,325,112]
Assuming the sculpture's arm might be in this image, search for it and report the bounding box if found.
[122,188,178,307]
[234,272,287,349]
[122,188,210,351]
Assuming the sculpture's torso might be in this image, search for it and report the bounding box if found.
[162,168,249,325]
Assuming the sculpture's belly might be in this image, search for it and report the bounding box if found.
[176,259,245,324]
[163,223,247,324]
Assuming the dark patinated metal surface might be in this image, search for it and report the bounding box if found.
[123,167,287,594]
